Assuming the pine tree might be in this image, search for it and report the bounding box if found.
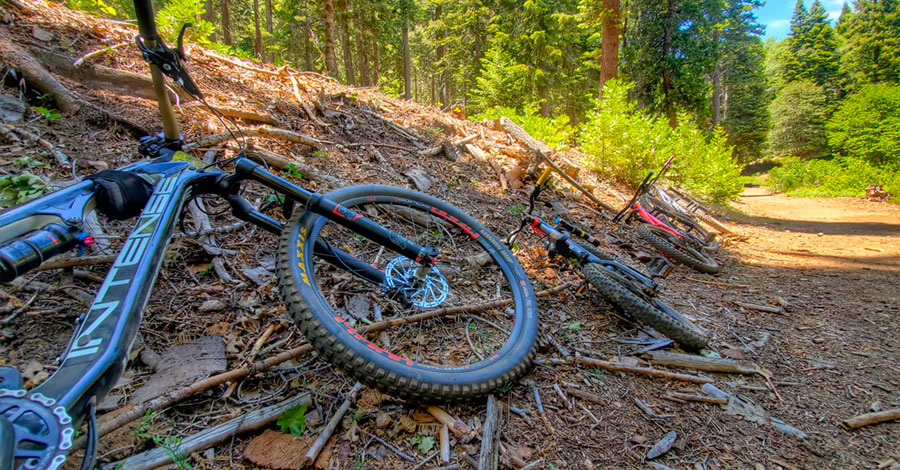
[783,0,840,96]
[623,0,720,127]
[839,0,900,87]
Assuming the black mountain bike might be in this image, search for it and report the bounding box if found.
[0,3,537,468]
[507,166,709,351]
[613,157,720,274]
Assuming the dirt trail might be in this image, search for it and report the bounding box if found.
[670,187,900,468]
[729,186,900,271]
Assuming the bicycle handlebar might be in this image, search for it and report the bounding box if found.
[133,0,158,43]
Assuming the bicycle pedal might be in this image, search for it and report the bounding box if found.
[647,257,674,279]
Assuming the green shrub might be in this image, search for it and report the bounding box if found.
[155,0,214,43]
[769,156,900,197]
[827,83,900,168]
[579,79,742,202]
[472,104,574,150]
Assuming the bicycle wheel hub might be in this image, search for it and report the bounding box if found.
[384,256,449,308]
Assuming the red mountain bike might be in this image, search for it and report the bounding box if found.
[613,157,720,274]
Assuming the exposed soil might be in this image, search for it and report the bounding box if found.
[1,3,899,470]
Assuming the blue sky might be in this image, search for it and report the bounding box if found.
[757,0,847,40]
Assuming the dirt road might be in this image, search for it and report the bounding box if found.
[666,187,900,468]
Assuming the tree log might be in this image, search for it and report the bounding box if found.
[646,351,759,375]
[184,126,325,150]
[33,49,162,102]
[0,37,85,114]
[244,144,342,186]
[419,134,477,157]
[477,395,499,470]
[107,393,311,470]
[574,354,713,384]
[181,102,276,124]
[841,409,900,430]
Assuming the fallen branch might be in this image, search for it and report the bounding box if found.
[10,278,92,307]
[428,406,471,436]
[361,109,426,148]
[535,151,616,213]
[72,344,315,451]
[686,277,748,289]
[646,351,760,375]
[841,408,900,430]
[181,103,277,124]
[73,42,129,67]
[360,282,575,336]
[35,255,117,271]
[287,73,328,126]
[305,382,363,466]
[204,50,286,77]
[0,123,70,166]
[477,394,499,470]
[565,387,604,404]
[665,393,728,405]
[244,144,342,186]
[358,429,416,462]
[184,126,325,151]
[735,301,784,314]
[106,393,311,470]
[574,353,713,384]
[419,134,477,157]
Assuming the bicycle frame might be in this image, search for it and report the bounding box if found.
[0,155,439,469]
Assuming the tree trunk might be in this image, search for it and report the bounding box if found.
[324,0,337,76]
[599,0,620,98]
[402,5,411,100]
[435,4,447,108]
[662,0,676,128]
[204,0,217,42]
[372,40,380,85]
[357,30,370,86]
[303,0,313,70]
[252,0,262,60]
[339,4,355,84]
[711,30,721,126]
[265,0,273,62]
[221,0,232,45]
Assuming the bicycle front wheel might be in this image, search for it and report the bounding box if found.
[582,263,709,349]
[276,185,538,401]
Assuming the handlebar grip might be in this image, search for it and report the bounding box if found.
[134,0,159,42]
[536,166,553,185]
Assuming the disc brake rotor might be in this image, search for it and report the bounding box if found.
[384,256,449,308]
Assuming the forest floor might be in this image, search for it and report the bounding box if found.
[1,2,899,469]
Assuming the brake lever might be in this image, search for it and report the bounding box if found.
[135,24,203,98]
[176,23,192,60]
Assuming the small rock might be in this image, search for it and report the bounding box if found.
[871,401,883,413]
[817,232,824,237]
[375,412,392,428]
[198,299,226,312]
[87,160,109,171]
[647,431,677,459]
[0,95,26,122]
[403,168,433,192]
[629,435,647,444]
[32,26,54,41]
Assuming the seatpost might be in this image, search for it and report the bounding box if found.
[134,0,180,140]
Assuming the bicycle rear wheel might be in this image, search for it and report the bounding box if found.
[582,263,709,349]
[276,185,538,401]
[636,224,720,274]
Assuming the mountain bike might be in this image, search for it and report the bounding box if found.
[507,166,709,352]
[0,2,538,468]
[613,157,720,274]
